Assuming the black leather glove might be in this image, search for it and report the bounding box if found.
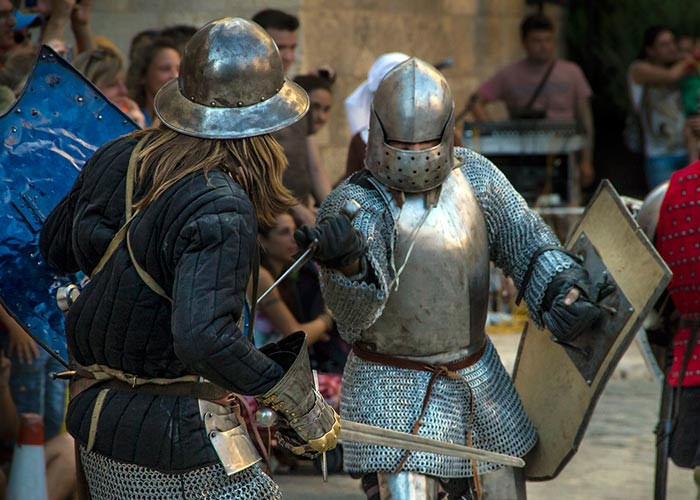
[542,267,601,343]
[294,214,365,269]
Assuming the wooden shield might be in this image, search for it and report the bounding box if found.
[512,180,671,481]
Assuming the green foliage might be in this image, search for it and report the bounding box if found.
[565,0,700,118]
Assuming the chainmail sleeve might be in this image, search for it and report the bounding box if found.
[457,147,576,325]
[316,177,394,344]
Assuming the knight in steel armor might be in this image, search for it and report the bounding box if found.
[38,18,339,499]
[294,58,601,499]
[639,168,700,500]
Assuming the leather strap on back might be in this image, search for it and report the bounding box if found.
[91,136,172,302]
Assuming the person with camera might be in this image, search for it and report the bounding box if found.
[39,18,339,499]
[471,12,595,188]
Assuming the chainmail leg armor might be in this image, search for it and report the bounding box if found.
[79,447,281,500]
[340,339,536,477]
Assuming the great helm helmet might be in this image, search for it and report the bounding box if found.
[154,18,308,139]
[365,57,460,192]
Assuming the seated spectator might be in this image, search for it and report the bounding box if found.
[74,46,145,127]
[126,36,179,126]
[252,212,334,347]
[253,212,350,374]
[294,73,334,134]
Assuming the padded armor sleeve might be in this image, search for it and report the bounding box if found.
[457,147,577,325]
[171,191,284,394]
[316,178,394,344]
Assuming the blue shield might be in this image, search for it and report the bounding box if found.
[0,45,138,361]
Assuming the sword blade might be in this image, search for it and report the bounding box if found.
[312,369,328,482]
[256,242,317,305]
[339,419,525,468]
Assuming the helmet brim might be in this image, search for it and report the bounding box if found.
[153,77,309,139]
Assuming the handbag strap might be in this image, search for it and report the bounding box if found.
[523,60,556,112]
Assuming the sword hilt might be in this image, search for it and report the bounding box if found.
[51,370,76,380]
[341,199,361,220]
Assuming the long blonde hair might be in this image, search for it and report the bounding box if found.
[132,128,295,230]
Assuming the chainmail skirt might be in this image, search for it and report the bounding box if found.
[79,447,281,499]
[341,338,537,478]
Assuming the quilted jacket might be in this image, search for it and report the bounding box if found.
[39,133,284,472]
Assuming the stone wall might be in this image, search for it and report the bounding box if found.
[89,0,563,182]
[91,0,303,73]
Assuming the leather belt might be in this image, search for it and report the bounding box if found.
[352,343,485,374]
[69,368,230,454]
[70,368,229,403]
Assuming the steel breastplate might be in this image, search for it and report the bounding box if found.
[361,170,490,357]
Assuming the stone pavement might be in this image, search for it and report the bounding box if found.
[275,332,696,499]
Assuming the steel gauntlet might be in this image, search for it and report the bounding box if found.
[256,332,340,457]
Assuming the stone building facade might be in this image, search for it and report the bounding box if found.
[92,0,562,182]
